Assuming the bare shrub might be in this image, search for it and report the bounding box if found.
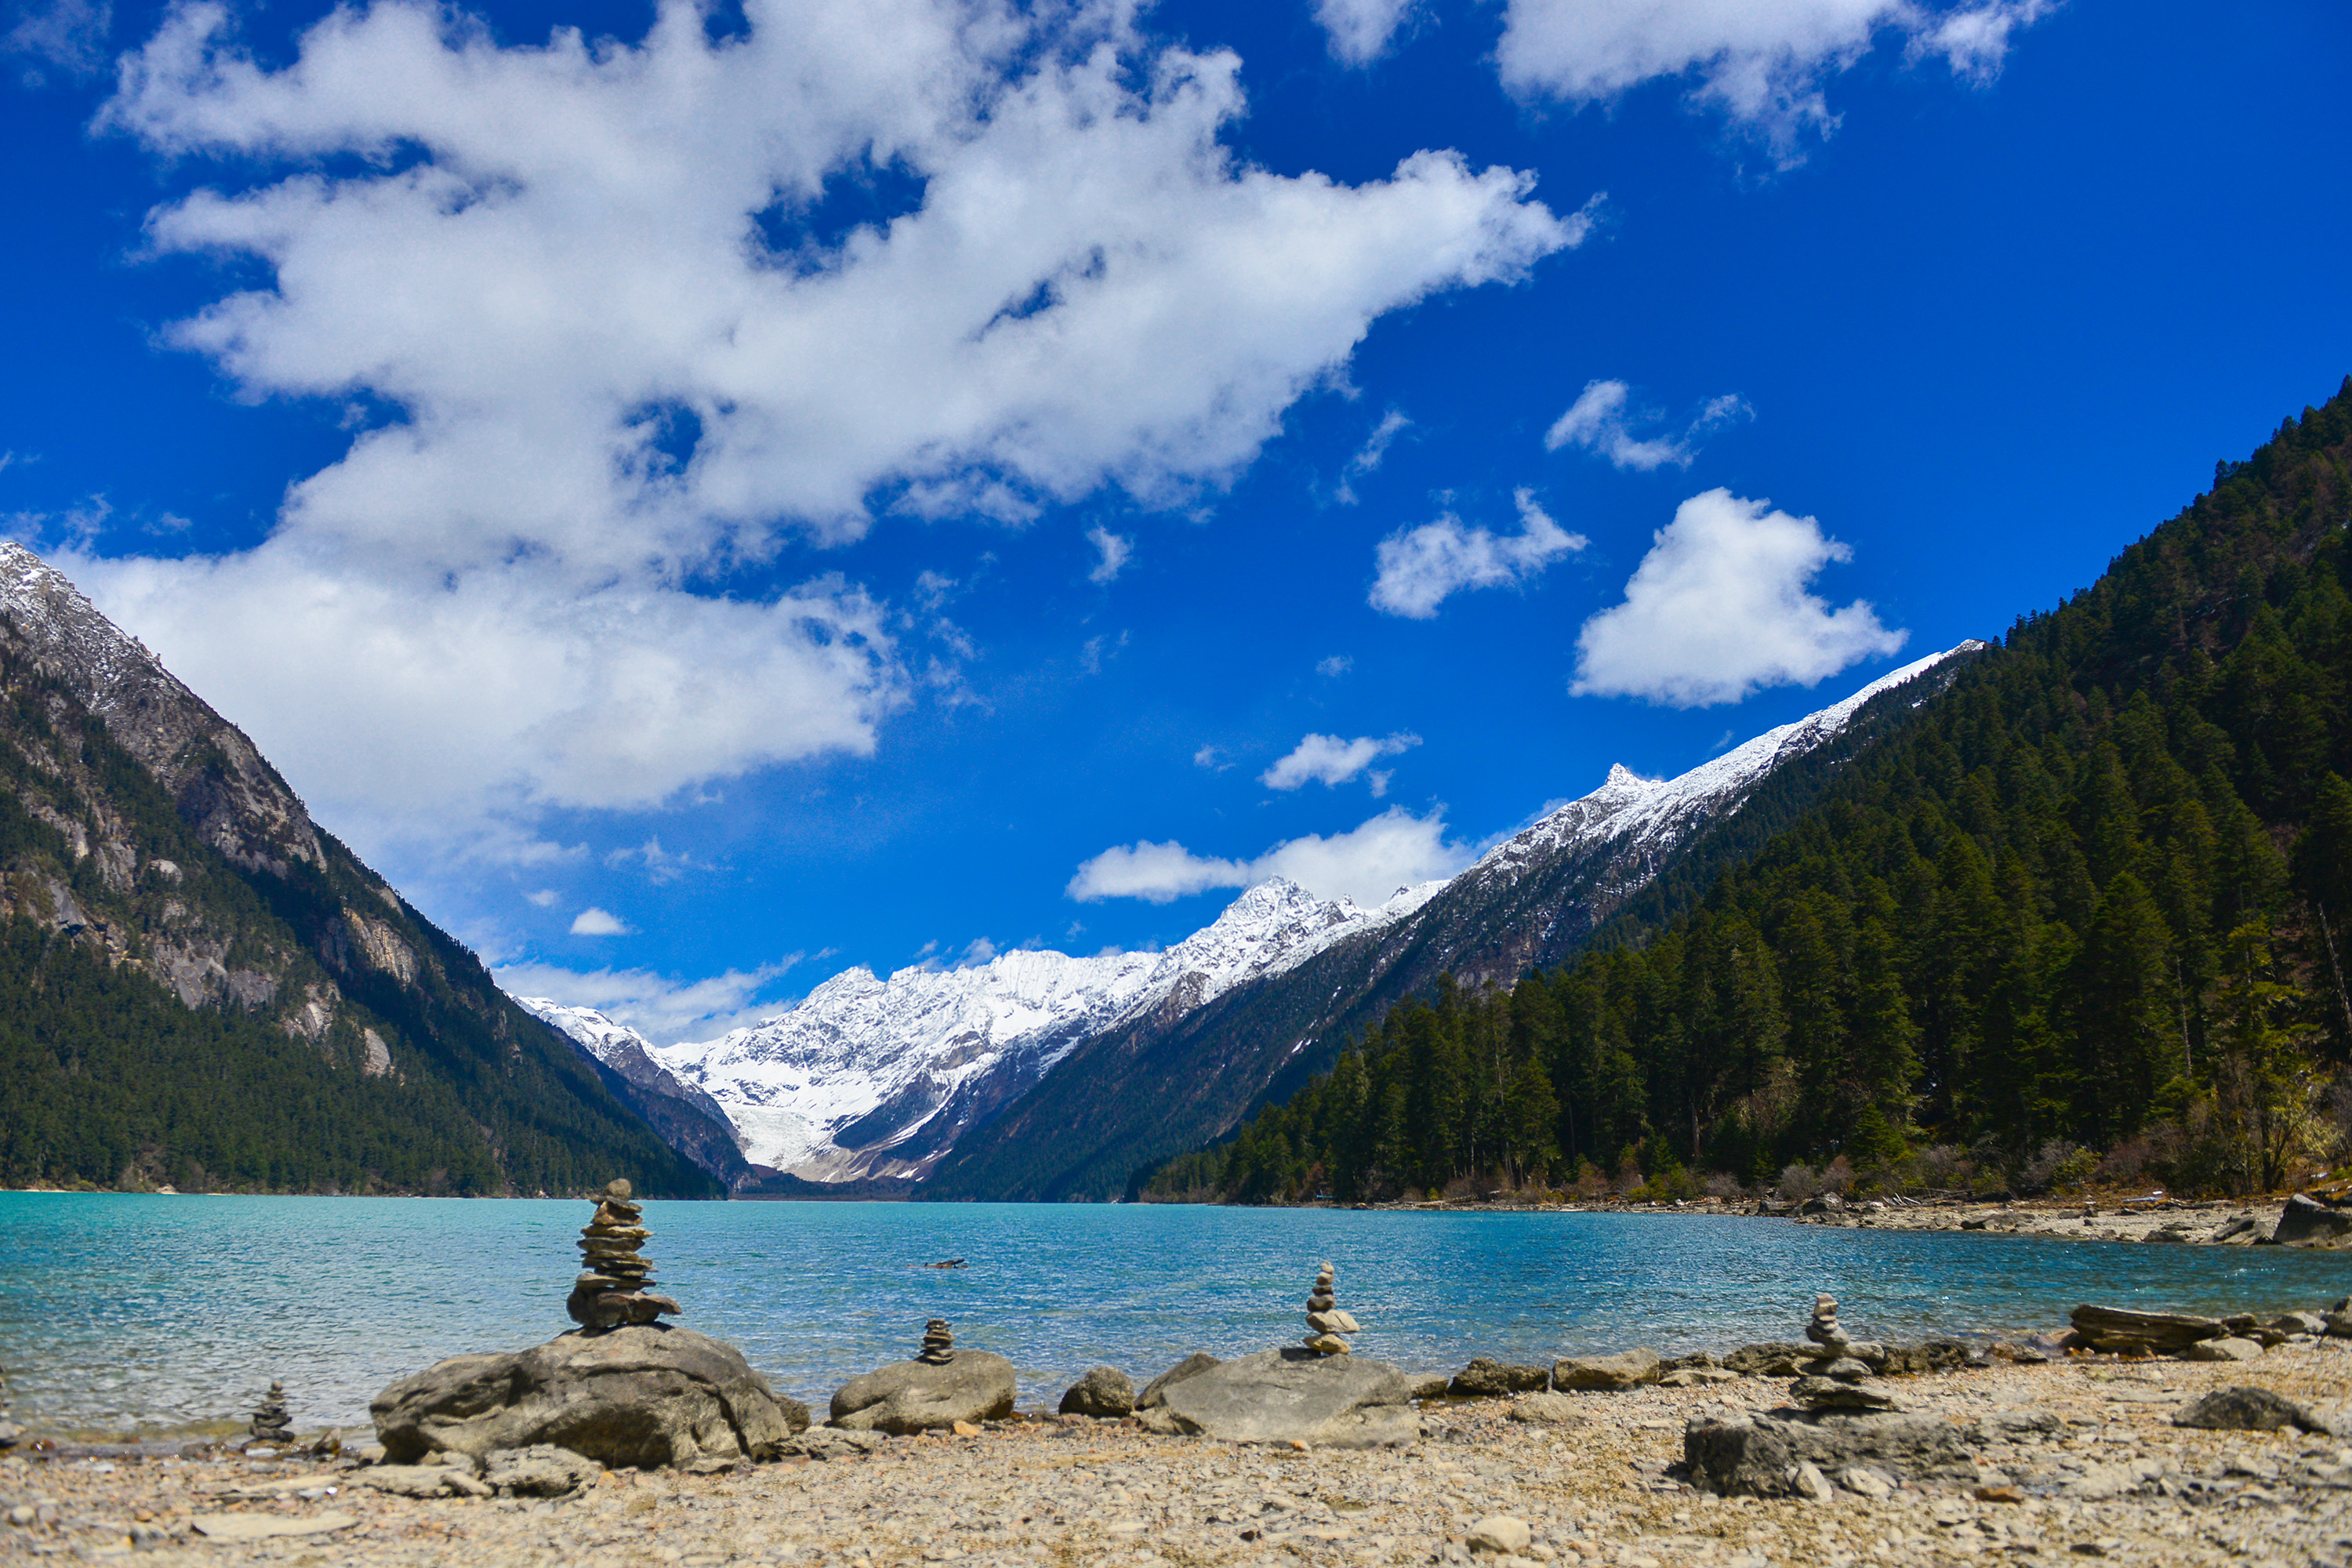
[1820,1155,1856,1196]
[1778,1163,1821,1200]
[1703,1170,1747,1200]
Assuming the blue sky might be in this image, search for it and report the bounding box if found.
[5,0,2348,1044]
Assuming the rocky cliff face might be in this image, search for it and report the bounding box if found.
[0,544,713,1196]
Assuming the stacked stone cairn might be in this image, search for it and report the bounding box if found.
[248,1381,295,1446]
[918,1319,956,1365]
[1302,1261,1360,1356]
[1790,1294,1900,1412]
[564,1179,683,1330]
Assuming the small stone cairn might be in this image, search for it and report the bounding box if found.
[1791,1294,1899,1412]
[1302,1261,1360,1356]
[564,1179,682,1330]
[918,1319,956,1365]
[248,1381,295,1446]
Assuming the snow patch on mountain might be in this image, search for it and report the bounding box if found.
[641,877,1444,1180]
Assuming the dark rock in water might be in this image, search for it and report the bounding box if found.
[372,1323,808,1468]
[830,1351,1017,1434]
[481,1445,605,1497]
[1136,1352,1221,1411]
[2273,1193,2352,1248]
[1446,1357,1549,1398]
[1552,1348,1661,1392]
[2172,1386,2325,1433]
[1684,1410,1976,1497]
[2070,1303,2225,1354]
[1156,1347,1415,1446]
[1058,1365,1136,1417]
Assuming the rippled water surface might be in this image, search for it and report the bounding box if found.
[5,1193,2350,1436]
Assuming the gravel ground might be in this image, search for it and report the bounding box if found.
[10,1339,2352,1568]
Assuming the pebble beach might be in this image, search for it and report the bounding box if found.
[10,1338,2352,1568]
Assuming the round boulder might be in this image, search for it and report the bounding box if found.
[371,1324,808,1469]
[1058,1365,1136,1418]
[830,1352,1017,1435]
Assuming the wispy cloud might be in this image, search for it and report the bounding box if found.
[1545,379,1750,470]
[1370,488,1584,619]
[1261,731,1420,795]
[1086,525,1134,585]
[1336,409,1411,505]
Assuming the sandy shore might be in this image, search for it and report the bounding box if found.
[9,1338,2352,1568]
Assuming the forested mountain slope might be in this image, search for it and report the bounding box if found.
[1151,379,2352,1204]
[926,648,1979,1201]
[0,546,720,1196]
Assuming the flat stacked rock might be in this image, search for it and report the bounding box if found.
[249,1381,295,1445]
[1303,1261,1359,1356]
[565,1179,682,1330]
[918,1319,955,1364]
[1791,1294,1900,1412]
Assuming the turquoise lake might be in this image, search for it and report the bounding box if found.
[4,1194,2350,1438]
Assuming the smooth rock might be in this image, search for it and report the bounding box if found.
[1058,1365,1136,1418]
[1156,1347,1417,1447]
[1684,1411,1975,1497]
[1506,1392,1584,1425]
[191,1513,360,1540]
[1468,1515,1533,1555]
[1552,1348,1661,1392]
[2069,1304,2224,1354]
[831,1351,1017,1435]
[1303,1333,1352,1355]
[1790,1461,1833,1502]
[372,1323,808,1468]
[2274,1193,2352,1247]
[1813,1357,1874,1380]
[1136,1352,1221,1410]
[2172,1386,2324,1433]
[1447,1358,1550,1398]
[1839,1465,1894,1499]
[481,1444,604,1496]
[2182,1337,2263,1363]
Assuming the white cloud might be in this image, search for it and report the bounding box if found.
[1261,731,1419,793]
[570,906,633,936]
[80,0,1576,861]
[1571,486,1908,706]
[1316,654,1353,677]
[1335,408,1410,505]
[7,0,111,79]
[497,956,805,1045]
[1496,0,2052,162]
[1065,804,1471,906]
[524,888,561,907]
[1544,379,1750,470]
[1192,743,1232,771]
[1370,487,1585,619]
[1085,524,1134,585]
[1315,0,1417,66]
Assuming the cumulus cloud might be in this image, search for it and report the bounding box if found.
[570,906,633,936]
[1544,379,1750,470]
[1086,525,1134,585]
[1065,804,1471,906]
[1261,731,1418,794]
[498,956,807,1044]
[1571,487,1907,706]
[1315,0,1417,66]
[1496,0,2053,162]
[81,0,1578,861]
[1370,488,1584,619]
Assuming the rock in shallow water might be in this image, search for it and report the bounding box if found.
[1058,1365,1136,1417]
[372,1323,808,1468]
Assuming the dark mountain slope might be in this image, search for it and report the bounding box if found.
[1154,377,2352,1203]
[0,546,721,1196]
[925,650,1980,1201]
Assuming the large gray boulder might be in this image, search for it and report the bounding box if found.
[371,1325,808,1469]
[1684,1410,1976,1497]
[2274,1193,2352,1248]
[1156,1348,1417,1447]
[829,1352,1016,1434]
[1137,1352,1221,1410]
[1058,1365,1137,1417]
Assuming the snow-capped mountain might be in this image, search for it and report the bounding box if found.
[511,641,1982,1196]
[623,877,1445,1181]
